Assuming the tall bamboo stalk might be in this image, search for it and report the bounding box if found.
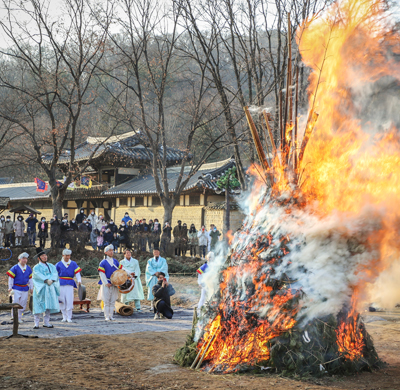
[262,111,277,157]
[244,107,273,186]
[294,66,299,173]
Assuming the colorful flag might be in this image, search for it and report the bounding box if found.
[81,177,92,189]
[56,180,63,188]
[34,178,48,192]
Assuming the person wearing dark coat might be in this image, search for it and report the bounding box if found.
[103,228,113,247]
[118,223,128,247]
[132,220,142,251]
[76,208,86,225]
[69,219,79,231]
[161,222,172,254]
[152,271,173,319]
[77,220,90,247]
[60,217,70,248]
[141,219,150,251]
[50,216,61,249]
[25,214,38,246]
[108,220,118,234]
[37,217,48,248]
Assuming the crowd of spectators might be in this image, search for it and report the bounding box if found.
[0,210,222,257]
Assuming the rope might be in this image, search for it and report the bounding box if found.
[0,247,12,261]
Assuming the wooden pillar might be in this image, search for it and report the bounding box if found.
[12,307,18,337]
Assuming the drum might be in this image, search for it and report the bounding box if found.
[110,269,128,286]
[118,277,135,294]
[78,284,86,301]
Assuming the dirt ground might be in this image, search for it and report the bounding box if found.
[0,321,399,390]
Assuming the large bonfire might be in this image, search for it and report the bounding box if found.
[175,0,400,376]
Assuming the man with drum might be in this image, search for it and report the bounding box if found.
[97,244,126,321]
[56,248,82,323]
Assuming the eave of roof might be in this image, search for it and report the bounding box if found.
[102,158,238,196]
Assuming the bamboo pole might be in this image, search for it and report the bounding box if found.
[190,343,205,369]
[294,66,299,173]
[287,13,293,125]
[298,110,319,167]
[195,327,220,369]
[279,90,283,152]
[244,106,273,185]
[283,12,292,166]
[262,111,277,157]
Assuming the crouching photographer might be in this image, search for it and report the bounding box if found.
[152,271,174,320]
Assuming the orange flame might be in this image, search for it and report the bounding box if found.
[336,292,364,360]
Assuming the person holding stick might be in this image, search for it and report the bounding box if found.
[7,252,33,323]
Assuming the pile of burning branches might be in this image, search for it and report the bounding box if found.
[175,0,400,377]
[175,191,383,375]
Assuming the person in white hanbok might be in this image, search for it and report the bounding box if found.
[120,249,144,311]
[145,249,169,310]
[197,252,214,314]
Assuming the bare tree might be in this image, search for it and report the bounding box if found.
[0,0,113,216]
[96,0,231,222]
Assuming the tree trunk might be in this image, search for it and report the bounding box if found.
[50,185,64,218]
[162,197,176,224]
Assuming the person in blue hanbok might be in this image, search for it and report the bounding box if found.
[56,248,82,323]
[145,249,169,310]
[32,247,60,329]
[120,249,144,312]
[97,244,129,321]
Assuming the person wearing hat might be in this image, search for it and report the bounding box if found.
[97,245,124,321]
[7,252,33,323]
[120,249,144,312]
[56,249,82,323]
[32,247,60,329]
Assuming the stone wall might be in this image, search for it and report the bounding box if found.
[203,209,245,234]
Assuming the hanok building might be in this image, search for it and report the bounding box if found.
[0,132,244,231]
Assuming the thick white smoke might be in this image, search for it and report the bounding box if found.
[200,180,394,327]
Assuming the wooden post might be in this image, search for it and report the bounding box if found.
[12,307,18,337]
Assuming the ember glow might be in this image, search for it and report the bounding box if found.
[194,0,400,375]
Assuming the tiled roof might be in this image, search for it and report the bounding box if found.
[103,158,238,195]
[42,132,188,165]
[0,183,50,201]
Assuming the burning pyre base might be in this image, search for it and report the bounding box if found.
[175,200,384,376]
